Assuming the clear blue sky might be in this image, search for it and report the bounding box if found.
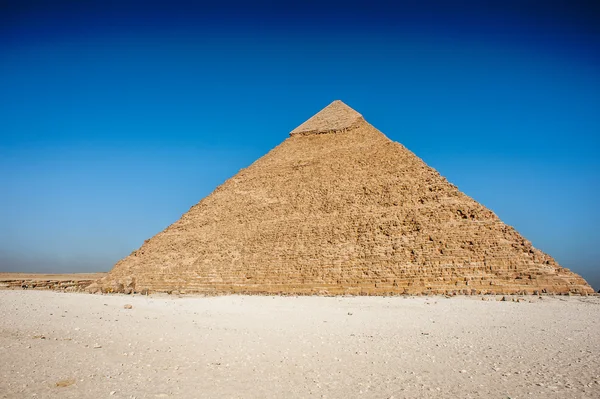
[1,1,599,290]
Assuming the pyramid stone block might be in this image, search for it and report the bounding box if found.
[93,101,594,295]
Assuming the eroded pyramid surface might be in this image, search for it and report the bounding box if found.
[94,101,594,295]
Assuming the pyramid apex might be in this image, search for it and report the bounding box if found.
[290,100,364,136]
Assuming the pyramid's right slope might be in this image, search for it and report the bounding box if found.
[99,100,593,295]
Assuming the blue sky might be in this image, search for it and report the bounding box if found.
[1,1,599,289]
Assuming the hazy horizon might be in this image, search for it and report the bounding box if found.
[1,1,599,291]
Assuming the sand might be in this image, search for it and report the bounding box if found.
[1,291,599,398]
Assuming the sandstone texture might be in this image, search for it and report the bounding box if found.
[94,100,594,295]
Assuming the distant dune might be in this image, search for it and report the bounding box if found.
[0,273,106,292]
[0,272,106,281]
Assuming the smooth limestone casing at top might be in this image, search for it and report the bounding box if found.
[90,101,594,295]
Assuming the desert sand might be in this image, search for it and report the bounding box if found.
[1,290,599,398]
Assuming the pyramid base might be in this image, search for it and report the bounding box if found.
[90,276,595,296]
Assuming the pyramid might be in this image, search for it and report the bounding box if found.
[93,100,594,295]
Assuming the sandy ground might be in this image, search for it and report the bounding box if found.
[1,291,599,399]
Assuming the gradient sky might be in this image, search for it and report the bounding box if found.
[1,1,599,290]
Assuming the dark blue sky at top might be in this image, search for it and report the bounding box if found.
[1,1,599,289]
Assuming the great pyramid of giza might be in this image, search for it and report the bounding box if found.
[92,100,594,295]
